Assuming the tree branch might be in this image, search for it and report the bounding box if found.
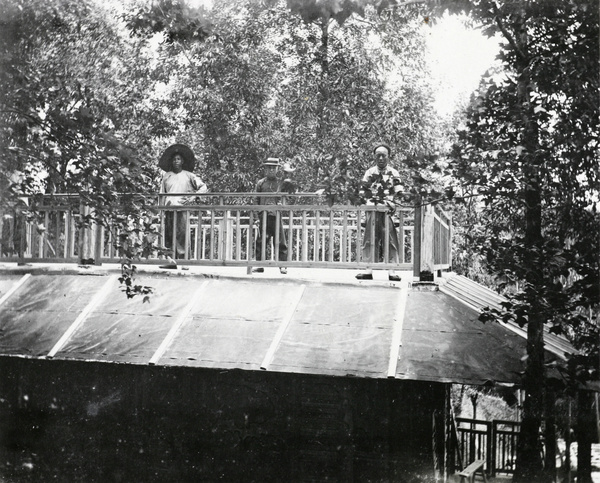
[492,3,528,62]
[386,0,426,8]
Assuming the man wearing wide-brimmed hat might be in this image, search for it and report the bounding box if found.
[252,157,288,274]
[355,142,403,282]
[159,144,207,263]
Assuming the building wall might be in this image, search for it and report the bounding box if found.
[0,357,444,482]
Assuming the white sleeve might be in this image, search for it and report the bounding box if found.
[195,176,208,193]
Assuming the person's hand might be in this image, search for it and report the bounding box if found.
[385,199,396,214]
[182,196,201,205]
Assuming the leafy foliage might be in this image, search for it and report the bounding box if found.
[446,1,599,479]
[1,0,445,295]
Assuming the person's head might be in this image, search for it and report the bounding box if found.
[160,144,196,173]
[373,143,391,170]
[172,153,184,173]
[263,158,280,180]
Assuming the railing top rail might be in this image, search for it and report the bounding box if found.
[25,193,416,211]
[455,418,493,426]
[153,203,415,212]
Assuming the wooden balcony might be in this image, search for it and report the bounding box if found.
[0,193,451,280]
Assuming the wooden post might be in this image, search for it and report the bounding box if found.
[413,201,422,279]
[420,204,435,281]
[247,210,254,274]
[94,224,103,265]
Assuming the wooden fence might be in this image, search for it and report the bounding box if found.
[0,193,451,276]
[455,417,521,477]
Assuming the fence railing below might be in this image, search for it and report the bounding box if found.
[456,417,521,477]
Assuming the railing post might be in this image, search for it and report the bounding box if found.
[219,209,231,260]
[421,204,435,281]
[17,207,26,264]
[94,224,103,265]
[491,421,497,477]
[486,420,493,476]
[246,210,254,274]
[413,201,422,280]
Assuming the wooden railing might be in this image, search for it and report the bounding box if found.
[456,417,521,477]
[0,193,451,277]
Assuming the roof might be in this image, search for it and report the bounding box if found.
[439,273,575,359]
[0,266,576,386]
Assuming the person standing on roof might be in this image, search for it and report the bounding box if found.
[355,142,403,282]
[252,158,289,274]
[159,143,207,264]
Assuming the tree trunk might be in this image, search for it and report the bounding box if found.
[543,387,557,483]
[514,313,545,482]
[513,11,546,483]
[314,17,329,182]
[576,389,594,483]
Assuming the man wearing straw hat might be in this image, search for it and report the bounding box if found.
[159,144,207,265]
[252,157,289,274]
[355,142,403,282]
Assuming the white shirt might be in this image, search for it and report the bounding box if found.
[160,170,207,205]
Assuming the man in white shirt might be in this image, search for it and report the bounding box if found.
[159,144,207,264]
[355,142,403,282]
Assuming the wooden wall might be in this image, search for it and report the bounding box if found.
[0,357,445,482]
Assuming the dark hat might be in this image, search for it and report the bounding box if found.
[263,157,280,166]
[373,142,392,157]
[159,144,196,172]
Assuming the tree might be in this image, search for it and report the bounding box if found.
[446,1,599,481]
[125,0,445,198]
[270,1,447,202]
[0,0,163,297]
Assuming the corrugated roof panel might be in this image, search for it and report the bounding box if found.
[397,292,526,384]
[162,280,303,369]
[0,274,29,302]
[56,277,203,362]
[440,273,576,359]
[270,285,399,377]
[0,275,106,356]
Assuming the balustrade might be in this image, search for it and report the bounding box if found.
[0,193,451,278]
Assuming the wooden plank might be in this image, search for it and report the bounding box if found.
[48,276,116,358]
[260,285,306,370]
[328,213,334,262]
[314,211,320,262]
[398,210,404,263]
[209,210,216,261]
[184,208,191,260]
[458,458,486,483]
[247,210,254,274]
[357,208,363,263]
[196,210,203,260]
[341,211,348,263]
[274,211,280,261]
[149,280,209,365]
[384,213,390,263]
[235,210,241,261]
[288,209,293,262]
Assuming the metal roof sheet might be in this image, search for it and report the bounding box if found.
[0,270,571,386]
